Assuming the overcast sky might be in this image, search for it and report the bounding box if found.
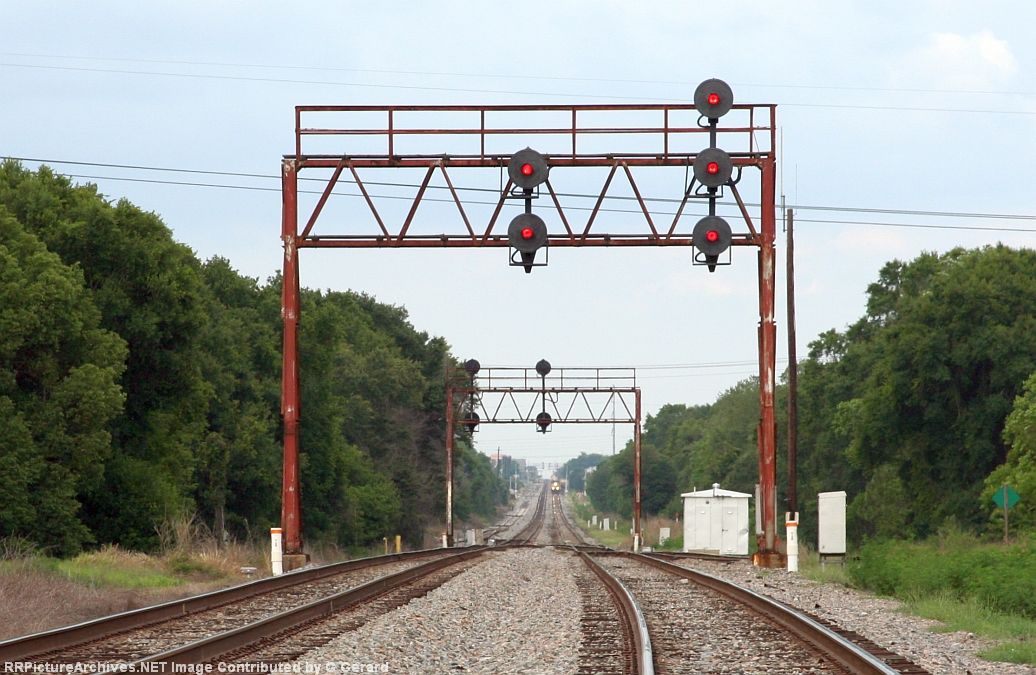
[4,1,1035,471]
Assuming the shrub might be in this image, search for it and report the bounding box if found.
[849,534,1036,619]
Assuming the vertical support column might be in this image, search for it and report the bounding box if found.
[755,154,781,567]
[280,158,305,562]
[445,384,455,547]
[633,389,642,552]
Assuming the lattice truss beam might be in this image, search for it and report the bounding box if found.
[458,388,638,425]
[284,102,776,250]
[446,366,640,425]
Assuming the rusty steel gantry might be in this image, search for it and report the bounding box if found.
[279,93,782,567]
[445,362,642,548]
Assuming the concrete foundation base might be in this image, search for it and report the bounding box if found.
[752,551,786,568]
[283,553,310,572]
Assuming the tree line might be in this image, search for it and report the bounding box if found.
[0,161,505,556]
[582,244,1036,544]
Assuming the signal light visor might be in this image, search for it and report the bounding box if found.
[694,78,734,118]
[508,148,549,189]
[693,148,733,188]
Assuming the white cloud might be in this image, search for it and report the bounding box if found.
[897,30,1017,89]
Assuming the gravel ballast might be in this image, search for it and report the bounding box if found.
[292,547,581,673]
[677,559,1034,675]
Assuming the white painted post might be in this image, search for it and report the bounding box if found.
[659,527,671,546]
[592,515,598,526]
[442,533,448,548]
[270,528,283,576]
[786,512,799,573]
[603,517,610,531]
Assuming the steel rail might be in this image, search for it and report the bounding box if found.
[0,547,456,660]
[576,549,654,675]
[621,553,899,675]
[551,493,606,550]
[645,550,750,563]
[132,548,486,666]
[499,483,548,545]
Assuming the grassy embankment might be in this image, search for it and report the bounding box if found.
[0,519,278,641]
[565,492,683,551]
[567,493,1035,666]
[845,531,1036,665]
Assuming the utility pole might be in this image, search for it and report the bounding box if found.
[786,208,798,515]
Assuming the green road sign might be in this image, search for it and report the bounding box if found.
[992,485,1020,509]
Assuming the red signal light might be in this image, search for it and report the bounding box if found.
[706,229,720,243]
[509,149,548,189]
[694,79,733,119]
[521,226,535,240]
[706,161,720,175]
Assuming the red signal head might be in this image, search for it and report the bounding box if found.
[521,163,535,176]
[705,229,720,243]
[707,92,721,106]
[521,226,535,240]
[706,161,720,175]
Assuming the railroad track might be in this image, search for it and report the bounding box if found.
[495,481,548,545]
[591,552,911,674]
[4,484,929,673]
[0,547,468,663]
[551,496,926,674]
[145,548,487,665]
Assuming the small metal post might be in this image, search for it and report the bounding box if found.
[633,389,643,552]
[445,382,455,547]
[786,513,799,573]
[270,528,283,576]
[1003,485,1009,544]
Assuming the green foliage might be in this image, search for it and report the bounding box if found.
[654,535,684,551]
[842,247,1036,536]
[558,452,606,492]
[980,639,1036,666]
[585,443,676,517]
[0,161,505,555]
[848,533,1036,619]
[984,370,1036,531]
[0,204,126,555]
[585,245,1036,548]
[847,464,911,541]
[54,555,182,589]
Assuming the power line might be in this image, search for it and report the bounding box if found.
[5,51,1035,98]
[3,61,1035,115]
[6,156,1035,233]
[38,171,1036,235]
[632,359,786,370]
[0,62,674,102]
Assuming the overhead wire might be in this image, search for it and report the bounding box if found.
[4,51,1036,102]
[2,60,1036,115]
[5,156,1035,234]
[6,51,1035,97]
